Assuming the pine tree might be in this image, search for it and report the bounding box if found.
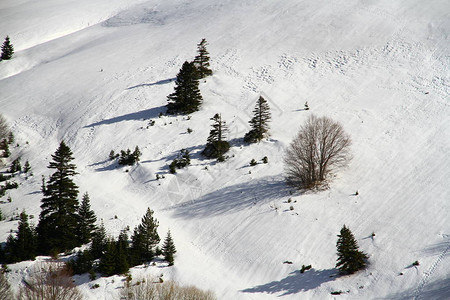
[77,192,97,245]
[130,208,160,265]
[244,96,271,143]
[37,141,80,254]
[202,113,230,160]
[162,230,176,266]
[336,225,368,274]
[193,38,212,79]
[1,36,14,61]
[90,221,107,259]
[5,211,37,262]
[115,230,129,274]
[167,61,203,115]
[98,238,117,276]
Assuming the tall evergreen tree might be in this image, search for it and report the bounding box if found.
[193,38,212,79]
[1,36,14,61]
[115,230,130,274]
[37,141,80,254]
[90,221,107,259]
[98,238,117,276]
[167,61,203,115]
[130,208,160,265]
[336,225,368,274]
[244,96,271,143]
[202,113,230,161]
[5,211,37,262]
[77,192,97,245]
[162,230,176,266]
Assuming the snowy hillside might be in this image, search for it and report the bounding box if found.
[1,0,449,299]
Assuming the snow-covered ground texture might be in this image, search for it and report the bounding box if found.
[1,0,449,299]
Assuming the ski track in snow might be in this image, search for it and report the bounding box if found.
[413,240,450,300]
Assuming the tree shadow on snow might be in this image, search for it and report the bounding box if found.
[172,177,290,219]
[242,268,337,296]
[126,78,175,89]
[85,106,166,127]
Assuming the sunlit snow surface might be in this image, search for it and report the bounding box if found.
[0,0,449,299]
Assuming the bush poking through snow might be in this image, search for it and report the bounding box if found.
[169,149,191,174]
[250,159,257,166]
[300,264,312,273]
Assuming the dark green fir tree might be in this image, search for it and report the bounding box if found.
[193,38,212,79]
[1,36,14,61]
[90,221,107,259]
[114,230,130,275]
[98,238,117,276]
[37,141,80,254]
[336,225,368,274]
[5,211,37,263]
[167,61,203,115]
[130,208,160,265]
[162,230,176,266]
[202,113,230,161]
[77,192,97,245]
[244,96,271,143]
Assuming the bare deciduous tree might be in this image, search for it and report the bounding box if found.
[119,276,216,300]
[284,114,352,189]
[0,270,13,300]
[17,263,83,300]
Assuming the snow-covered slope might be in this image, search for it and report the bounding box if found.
[1,0,449,299]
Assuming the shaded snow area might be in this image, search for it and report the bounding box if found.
[1,0,449,299]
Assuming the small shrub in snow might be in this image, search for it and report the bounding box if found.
[90,283,100,289]
[187,127,193,134]
[250,159,257,166]
[412,260,419,266]
[289,206,294,211]
[304,101,309,110]
[169,149,191,174]
[300,264,312,273]
[262,156,268,163]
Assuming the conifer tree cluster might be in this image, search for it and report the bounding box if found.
[117,146,141,166]
[166,39,212,115]
[0,36,14,61]
[202,113,230,161]
[244,96,271,143]
[69,208,176,277]
[336,225,368,274]
[4,211,37,263]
